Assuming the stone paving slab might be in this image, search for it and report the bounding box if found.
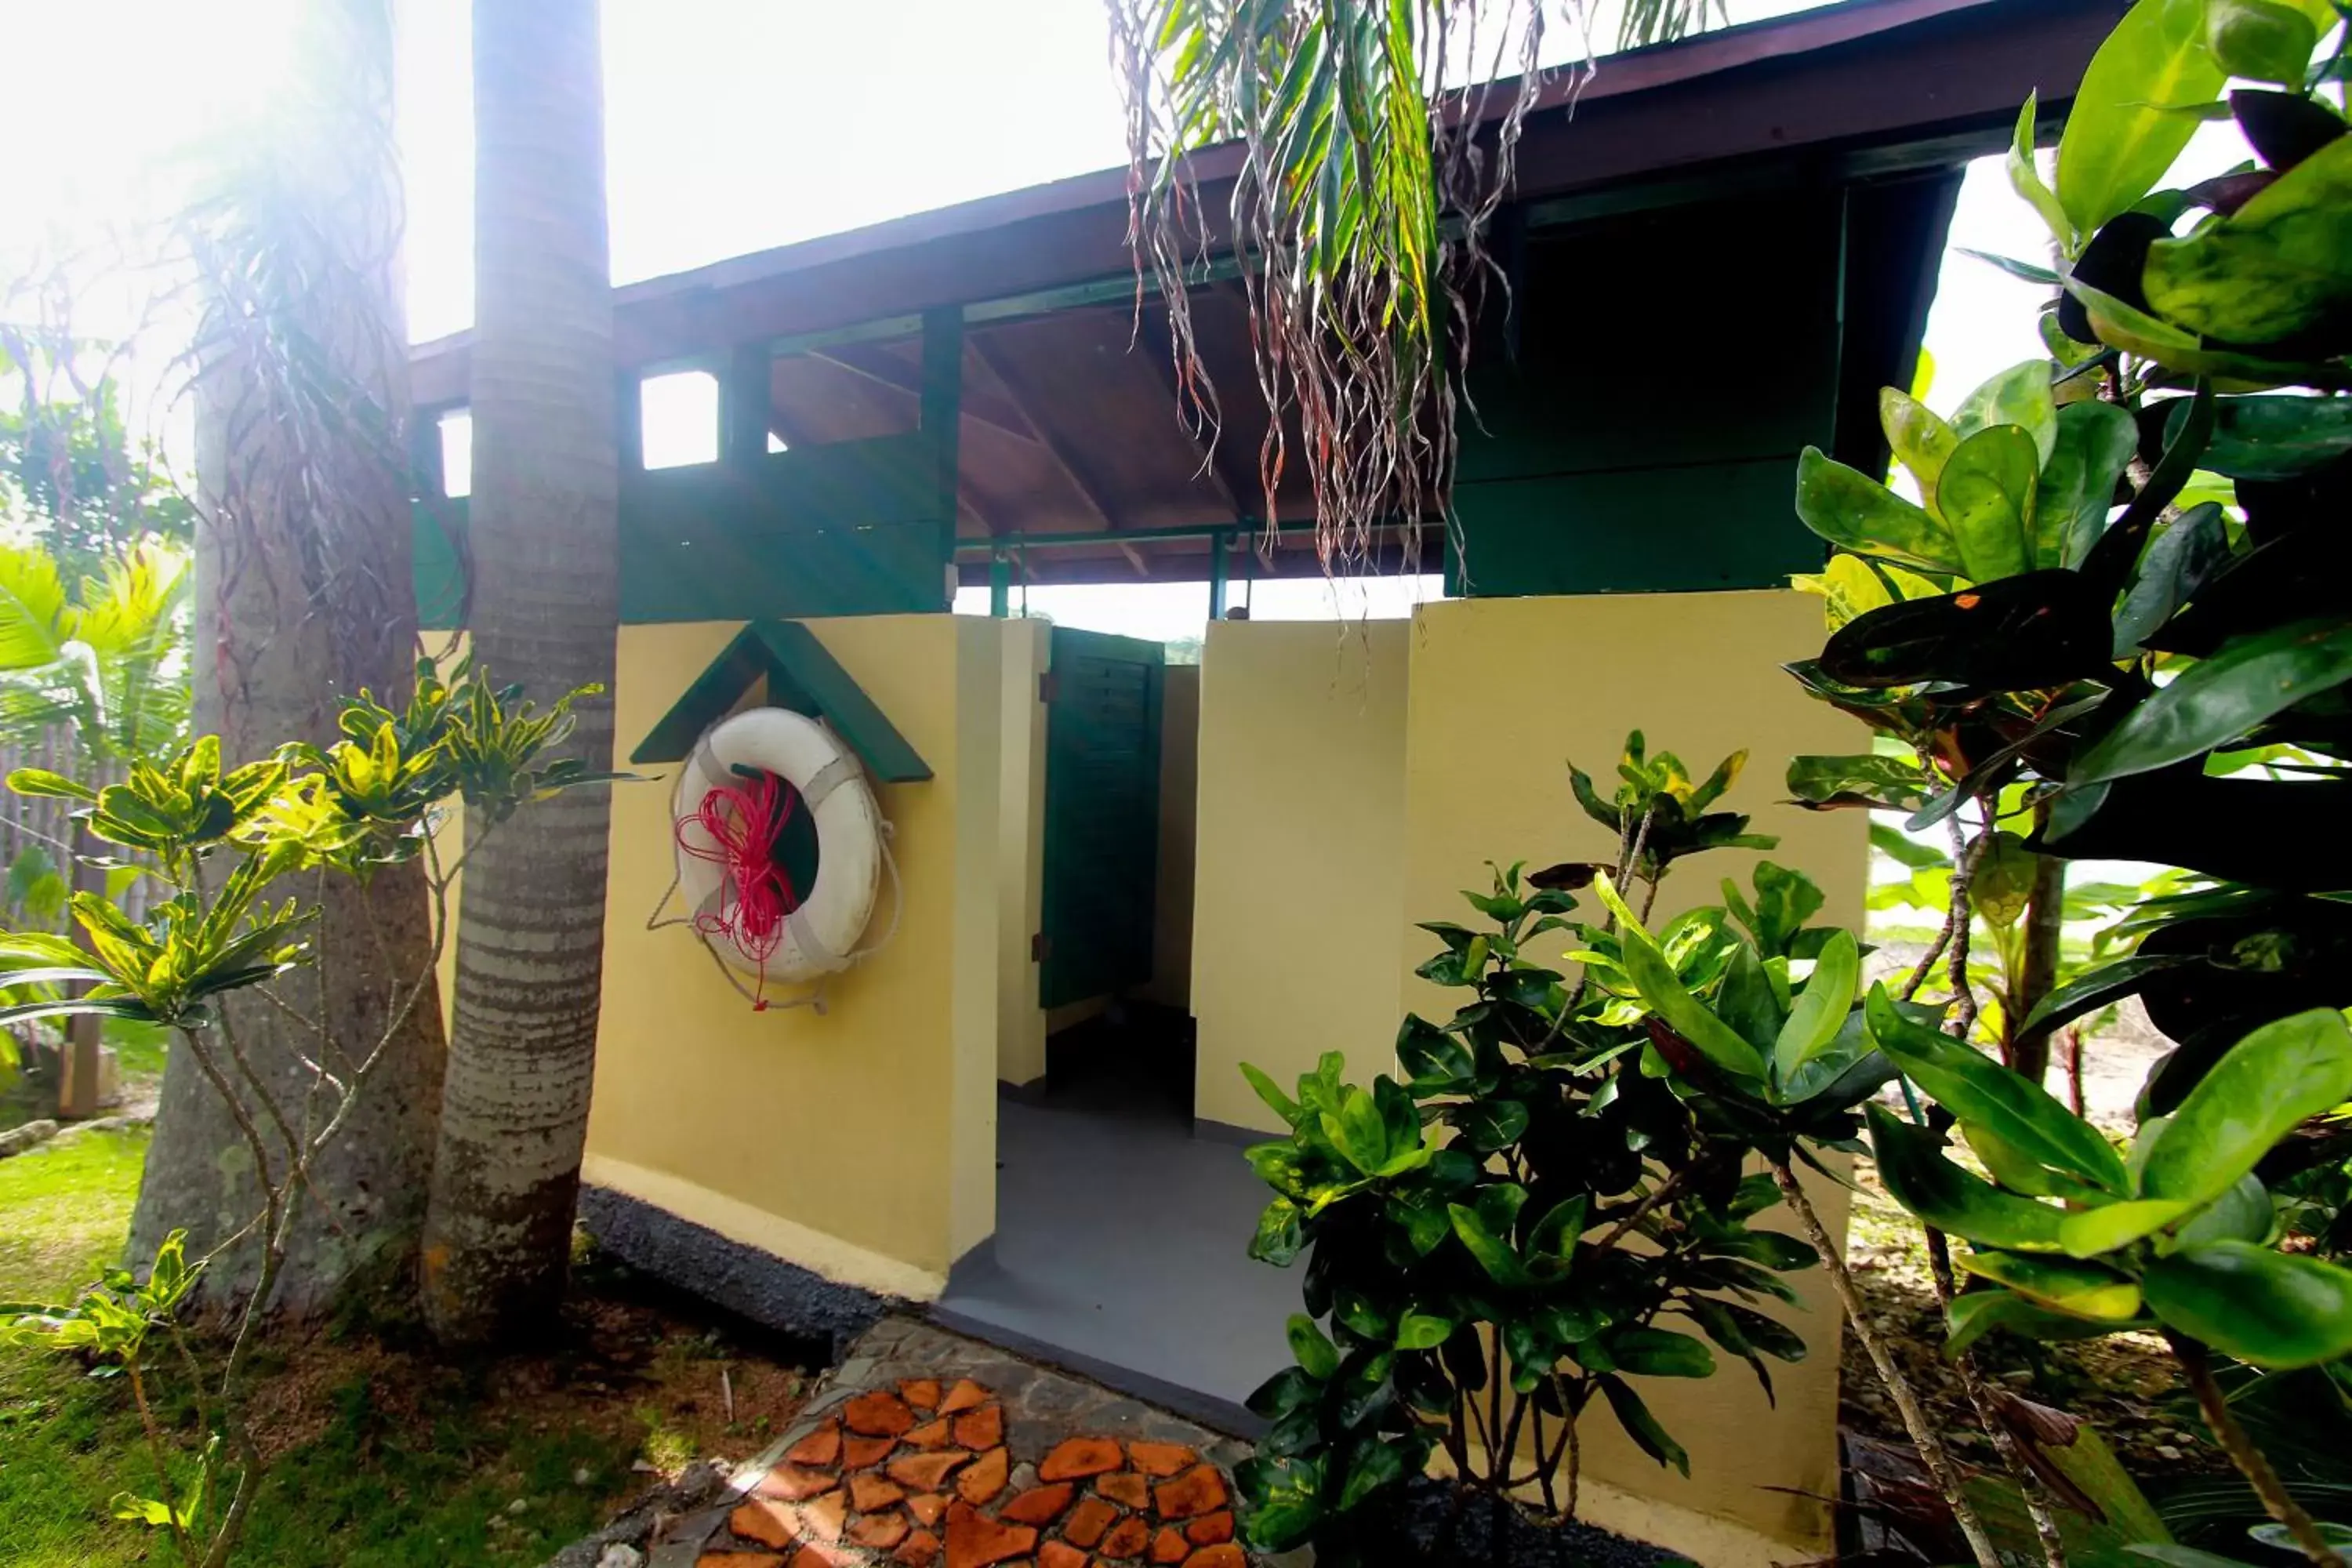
[644,1316,1264,1568]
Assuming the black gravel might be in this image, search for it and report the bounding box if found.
[577,1182,892,1357]
[1333,1479,1681,1568]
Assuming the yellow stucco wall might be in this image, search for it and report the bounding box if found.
[582,615,1001,1300]
[1189,619,1410,1134]
[1143,663,1200,1012]
[1400,590,1867,1563]
[993,619,1050,1087]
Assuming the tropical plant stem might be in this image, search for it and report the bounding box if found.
[125,1356,194,1565]
[1944,818,1987,1038]
[1921,1228,2069,1568]
[1560,1395,1580,1524]
[2010,840,2066,1083]
[1769,1160,2002,1568]
[1592,1166,1690,1254]
[2167,1332,2347,1568]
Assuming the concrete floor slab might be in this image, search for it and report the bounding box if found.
[935,1089,1298,1436]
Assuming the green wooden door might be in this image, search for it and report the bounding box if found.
[1039,627,1165,1010]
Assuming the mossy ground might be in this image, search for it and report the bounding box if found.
[0,1124,817,1567]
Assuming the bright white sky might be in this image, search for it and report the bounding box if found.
[0,0,2263,646]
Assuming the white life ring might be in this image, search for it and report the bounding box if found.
[671,709,883,985]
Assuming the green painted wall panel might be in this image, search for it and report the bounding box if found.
[414,430,954,630]
[1452,191,1846,595]
[1448,459,1827,598]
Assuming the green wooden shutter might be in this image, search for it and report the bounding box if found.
[1039,627,1164,1010]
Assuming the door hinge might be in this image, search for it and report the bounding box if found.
[1030,931,1051,963]
[1037,671,1058,704]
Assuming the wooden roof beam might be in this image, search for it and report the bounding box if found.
[801,347,1040,447]
[970,336,1127,538]
[1133,307,1253,524]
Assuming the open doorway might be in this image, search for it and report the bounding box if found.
[1033,624,1195,1123]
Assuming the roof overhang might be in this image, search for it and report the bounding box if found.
[411,0,2126,405]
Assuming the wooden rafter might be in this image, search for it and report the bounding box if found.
[1133,307,1251,524]
[804,347,1040,447]
[970,336,1125,535]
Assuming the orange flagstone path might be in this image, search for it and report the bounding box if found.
[624,1319,1263,1568]
[698,1378,1240,1568]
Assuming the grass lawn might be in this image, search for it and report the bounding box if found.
[0,1126,816,1566]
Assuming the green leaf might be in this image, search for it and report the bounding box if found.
[2192,390,2352,481]
[1972,832,2040,929]
[1960,1249,2146,1322]
[1602,1327,1714,1378]
[2144,136,2352,345]
[1526,1193,1589,1266]
[2017,953,2187,1037]
[1880,387,1962,495]
[2114,503,2230,656]
[1871,820,1946,871]
[2066,278,2321,383]
[1337,1436,1406,1510]
[1793,448,1962,574]
[2205,0,2321,86]
[2175,1173,2273,1247]
[1594,874,1766,1080]
[1449,1201,1533,1290]
[1715,941,1784,1060]
[1240,1062,1301,1126]
[1251,1198,1307,1265]
[1946,1288,2123,1356]
[2143,1241,2352,1367]
[1936,425,2042,582]
[6,768,96,803]
[1599,1376,1690,1475]
[1952,361,2059,464]
[2058,1199,2196,1258]
[1395,1014,1474,1090]
[1396,1312,1454,1350]
[1966,247,2067,286]
[1452,1098,1528,1152]
[1287,1312,1341,1379]
[1788,753,1933,813]
[2056,0,2229,239]
[1245,1139,1313,1202]
[1866,984,2128,1193]
[2127,1546,2267,1568]
[2074,619,2352,783]
[112,1494,177,1528]
[2038,399,2141,570]
[2196,394,2352,481]
[1775,929,1858,1089]
[2008,93,2074,252]
[1966,1125,2114,1203]
[2252,1524,2352,1557]
[1867,1106,2067,1250]
[1323,1086,1390,1175]
[2137,1009,2352,1207]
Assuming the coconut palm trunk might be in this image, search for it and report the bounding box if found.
[420,0,620,1345]
[129,0,448,1316]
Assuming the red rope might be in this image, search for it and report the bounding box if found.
[677,770,805,1007]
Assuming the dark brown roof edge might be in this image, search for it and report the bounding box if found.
[409,0,2029,371]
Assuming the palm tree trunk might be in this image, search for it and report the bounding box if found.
[131,0,446,1316]
[420,0,620,1345]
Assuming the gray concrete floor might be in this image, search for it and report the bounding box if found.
[935,1072,1298,1435]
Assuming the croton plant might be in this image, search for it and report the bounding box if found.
[1234,2,2352,1565]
